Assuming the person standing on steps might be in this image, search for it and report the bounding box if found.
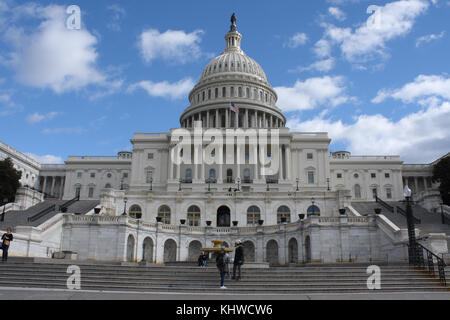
[224,250,231,279]
[1,228,13,262]
[216,248,227,289]
[232,240,244,280]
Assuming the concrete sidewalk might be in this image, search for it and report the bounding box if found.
[0,286,449,300]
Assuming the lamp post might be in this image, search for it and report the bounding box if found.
[440,200,445,224]
[120,178,124,191]
[122,197,128,216]
[296,178,299,192]
[149,177,153,192]
[1,198,8,222]
[207,176,211,193]
[178,179,182,192]
[404,186,418,265]
[311,198,316,215]
[236,177,240,192]
[327,178,330,191]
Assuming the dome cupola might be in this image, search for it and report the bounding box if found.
[180,14,286,129]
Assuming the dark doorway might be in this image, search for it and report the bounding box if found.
[217,206,231,227]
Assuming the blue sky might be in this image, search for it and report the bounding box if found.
[0,0,449,164]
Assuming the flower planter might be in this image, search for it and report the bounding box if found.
[374,208,382,215]
[94,208,101,214]
[298,214,305,220]
[180,219,186,225]
[206,221,212,226]
[232,221,239,226]
[339,208,346,215]
[258,219,264,226]
[156,217,162,223]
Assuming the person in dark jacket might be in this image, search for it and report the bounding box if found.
[232,240,244,280]
[216,248,227,289]
[1,228,13,262]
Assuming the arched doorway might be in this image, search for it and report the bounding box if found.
[305,236,311,263]
[126,234,135,262]
[142,237,153,262]
[242,241,255,262]
[266,240,279,265]
[188,240,202,262]
[164,239,177,263]
[288,238,298,263]
[217,206,231,227]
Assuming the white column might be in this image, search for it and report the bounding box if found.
[245,108,249,128]
[234,110,238,128]
[42,177,48,194]
[263,113,266,128]
[169,147,174,180]
[270,114,273,128]
[286,146,291,181]
[226,109,229,128]
[50,177,56,197]
[279,145,284,181]
[218,145,223,184]
[207,111,210,128]
[414,177,419,195]
[216,109,219,128]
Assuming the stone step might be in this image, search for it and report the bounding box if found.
[0,281,445,293]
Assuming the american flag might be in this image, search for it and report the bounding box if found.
[230,102,239,114]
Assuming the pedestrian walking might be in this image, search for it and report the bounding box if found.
[1,228,13,262]
[232,240,244,280]
[216,248,227,289]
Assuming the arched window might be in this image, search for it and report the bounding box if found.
[307,205,320,216]
[185,169,192,183]
[222,87,226,97]
[187,205,201,226]
[158,205,171,224]
[355,184,361,199]
[226,169,233,183]
[277,206,291,224]
[105,183,112,189]
[238,87,243,97]
[215,88,218,98]
[129,205,142,219]
[247,206,261,225]
[246,87,250,98]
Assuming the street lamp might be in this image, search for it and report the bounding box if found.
[1,198,8,222]
[149,177,153,192]
[178,179,182,192]
[296,178,299,192]
[404,186,418,265]
[327,178,330,191]
[122,197,128,216]
[236,177,241,192]
[311,198,316,215]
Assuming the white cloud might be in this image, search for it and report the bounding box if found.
[138,29,204,64]
[274,76,352,112]
[288,100,450,163]
[2,4,117,93]
[328,7,346,21]
[106,4,126,32]
[26,111,59,123]
[299,58,336,73]
[314,39,332,58]
[128,78,195,100]
[372,74,450,103]
[323,0,429,62]
[42,127,86,135]
[288,73,450,163]
[26,153,63,164]
[285,33,308,48]
[415,31,445,47]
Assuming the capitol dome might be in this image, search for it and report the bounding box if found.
[180,14,286,129]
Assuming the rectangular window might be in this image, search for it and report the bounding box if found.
[88,187,94,198]
[230,87,234,97]
[208,89,211,99]
[215,88,218,98]
[75,187,81,198]
[77,172,82,178]
[308,171,314,184]
[148,153,154,159]
[222,87,226,97]
[385,173,390,178]
[372,188,378,199]
[371,173,376,178]
[386,188,392,199]
[90,173,95,178]
[337,173,342,179]
[307,153,313,160]
[123,172,128,178]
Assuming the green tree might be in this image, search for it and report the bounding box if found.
[0,157,22,203]
[432,155,450,205]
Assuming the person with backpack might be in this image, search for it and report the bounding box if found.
[216,248,227,289]
[232,240,244,280]
[1,228,13,262]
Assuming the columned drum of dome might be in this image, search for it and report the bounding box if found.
[180,15,286,129]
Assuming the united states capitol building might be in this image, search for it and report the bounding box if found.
[1,17,449,265]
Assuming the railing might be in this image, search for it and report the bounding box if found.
[375,196,421,224]
[409,242,446,286]
[28,204,56,222]
[266,178,278,184]
[60,196,79,212]
[242,179,253,184]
